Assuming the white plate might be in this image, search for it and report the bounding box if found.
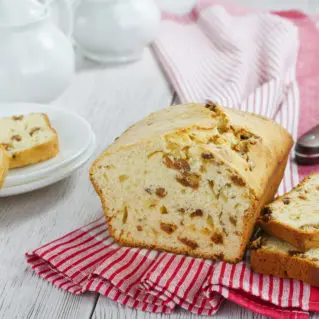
[0,103,93,186]
[0,133,96,197]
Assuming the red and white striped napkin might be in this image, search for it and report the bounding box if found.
[26,1,319,318]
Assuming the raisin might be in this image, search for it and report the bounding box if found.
[122,207,128,223]
[229,216,237,226]
[155,187,167,198]
[163,156,190,173]
[201,153,214,160]
[11,135,21,142]
[160,223,177,234]
[160,206,168,214]
[29,127,41,136]
[261,207,272,222]
[178,237,198,249]
[174,159,191,173]
[231,175,246,187]
[211,232,224,244]
[12,115,23,121]
[190,209,203,218]
[176,173,201,189]
[137,225,143,231]
[205,102,218,111]
[282,198,290,205]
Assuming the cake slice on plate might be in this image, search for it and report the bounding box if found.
[258,173,319,251]
[0,146,9,188]
[0,113,59,168]
[250,232,319,287]
[90,103,293,262]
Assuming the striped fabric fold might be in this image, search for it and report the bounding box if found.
[27,1,319,318]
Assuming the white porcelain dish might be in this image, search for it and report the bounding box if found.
[0,0,75,103]
[0,133,96,197]
[73,0,160,63]
[0,103,94,187]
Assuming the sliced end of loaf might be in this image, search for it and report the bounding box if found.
[91,129,258,262]
[258,173,319,250]
[250,232,319,286]
[0,113,59,168]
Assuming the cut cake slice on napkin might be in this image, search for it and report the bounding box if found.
[0,113,59,168]
[90,102,293,262]
[0,146,9,188]
[258,173,319,251]
[250,232,319,287]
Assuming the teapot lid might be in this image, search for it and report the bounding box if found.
[0,0,46,26]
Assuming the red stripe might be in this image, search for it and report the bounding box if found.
[166,258,196,304]
[151,254,176,290]
[71,249,113,280]
[107,249,142,282]
[47,230,108,263]
[39,222,106,258]
[117,250,153,291]
[183,260,205,305]
[98,248,129,277]
[35,217,104,252]
[228,264,237,287]
[53,234,109,268]
[239,263,246,290]
[248,268,253,294]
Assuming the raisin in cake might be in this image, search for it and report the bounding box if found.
[0,146,9,188]
[90,103,293,262]
[0,113,59,168]
[250,232,319,287]
[259,173,319,251]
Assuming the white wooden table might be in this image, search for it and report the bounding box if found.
[1,1,319,318]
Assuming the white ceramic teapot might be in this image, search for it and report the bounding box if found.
[0,0,75,103]
[73,0,161,63]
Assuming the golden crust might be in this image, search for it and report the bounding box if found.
[0,146,9,188]
[240,152,291,258]
[8,134,59,169]
[258,173,319,251]
[250,245,319,287]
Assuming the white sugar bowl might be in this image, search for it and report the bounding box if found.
[0,0,75,103]
[73,0,161,63]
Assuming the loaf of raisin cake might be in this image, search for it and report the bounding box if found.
[250,232,319,287]
[0,113,59,168]
[0,146,9,188]
[90,103,293,262]
[259,173,319,251]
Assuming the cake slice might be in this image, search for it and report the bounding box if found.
[0,146,9,188]
[90,103,293,262]
[250,232,319,287]
[258,173,319,251]
[0,113,59,168]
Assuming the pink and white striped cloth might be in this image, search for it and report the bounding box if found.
[26,1,319,318]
